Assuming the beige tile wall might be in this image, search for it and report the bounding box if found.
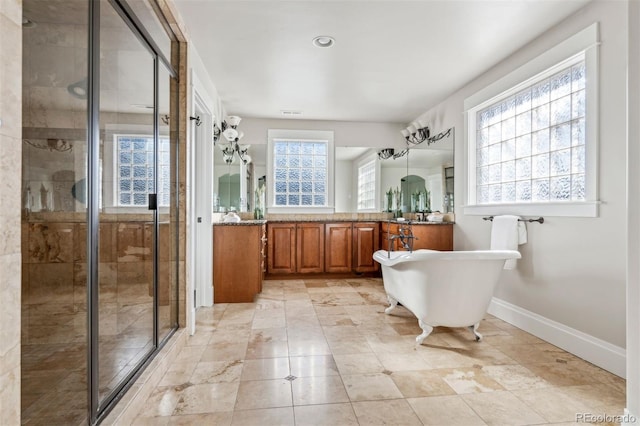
[0,0,22,424]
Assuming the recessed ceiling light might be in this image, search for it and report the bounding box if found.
[281,110,303,117]
[312,36,335,48]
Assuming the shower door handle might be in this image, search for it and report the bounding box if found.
[148,193,157,210]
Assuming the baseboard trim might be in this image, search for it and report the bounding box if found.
[488,297,626,378]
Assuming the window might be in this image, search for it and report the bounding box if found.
[475,58,585,204]
[465,23,598,217]
[116,135,170,207]
[357,160,376,210]
[267,129,335,213]
[273,139,327,207]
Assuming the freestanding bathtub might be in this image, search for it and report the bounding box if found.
[373,249,521,344]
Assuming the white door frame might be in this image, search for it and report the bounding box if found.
[187,70,215,334]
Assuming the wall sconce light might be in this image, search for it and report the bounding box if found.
[214,115,252,165]
[377,148,395,160]
[24,138,73,153]
[401,120,430,145]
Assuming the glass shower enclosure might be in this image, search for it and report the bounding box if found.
[21,0,180,424]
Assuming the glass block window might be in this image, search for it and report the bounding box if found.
[357,160,376,210]
[475,59,586,204]
[273,139,328,207]
[116,135,170,207]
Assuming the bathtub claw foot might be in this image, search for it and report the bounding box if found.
[469,323,483,341]
[416,320,433,345]
[384,296,398,314]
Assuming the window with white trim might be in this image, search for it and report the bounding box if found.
[267,129,335,213]
[272,139,328,207]
[357,159,376,210]
[475,58,585,204]
[464,23,599,217]
[116,134,170,207]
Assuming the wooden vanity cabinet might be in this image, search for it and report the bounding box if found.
[412,224,453,251]
[381,221,453,251]
[266,221,382,276]
[267,223,296,274]
[296,223,324,273]
[352,222,380,272]
[213,224,263,303]
[325,223,353,273]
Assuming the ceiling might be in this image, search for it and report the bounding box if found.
[174,0,590,124]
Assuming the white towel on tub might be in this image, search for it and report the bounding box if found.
[490,215,527,269]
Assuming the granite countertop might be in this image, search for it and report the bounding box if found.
[212,219,267,226]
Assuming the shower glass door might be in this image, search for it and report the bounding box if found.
[97,0,156,406]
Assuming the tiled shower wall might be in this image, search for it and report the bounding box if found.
[21,215,173,346]
[0,0,23,424]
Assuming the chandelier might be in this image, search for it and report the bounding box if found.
[214,115,252,165]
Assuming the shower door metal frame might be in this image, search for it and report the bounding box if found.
[86,0,179,424]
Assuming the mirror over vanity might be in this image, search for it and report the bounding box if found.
[335,127,454,214]
[213,126,453,215]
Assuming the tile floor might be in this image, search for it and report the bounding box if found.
[132,278,626,425]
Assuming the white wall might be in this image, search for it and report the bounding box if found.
[413,0,628,368]
[626,0,639,418]
[335,159,353,212]
[239,117,406,149]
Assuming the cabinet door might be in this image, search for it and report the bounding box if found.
[412,224,454,251]
[267,223,296,274]
[353,222,380,272]
[380,222,399,251]
[213,225,261,303]
[325,223,352,273]
[296,223,324,273]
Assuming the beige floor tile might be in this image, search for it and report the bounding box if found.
[132,416,170,425]
[376,352,432,372]
[36,278,627,426]
[293,403,359,426]
[230,407,294,426]
[326,336,373,355]
[158,362,198,387]
[352,399,423,425]
[436,366,505,394]
[341,373,404,401]
[407,395,487,426]
[511,386,594,423]
[286,325,325,340]
[167,412,233,426]
[334,353,384,375]
[190,360,244,384]
[245,340,289,359]
[560,383,627,415]
[172,382,239,415]
[481,364,551,390]
[137,387,180,417]
[200,342,249,362]
[391,370,456,398]
[240,357,290,381]
[289,355,339,377]
[291,375,349,405]
[185,332,212,346]
[173,345,206,364]
[248,327,288,343]
[493,342,580,365]
[317,314,357,327]
[462,390,547,425]
[234,379,292,410]
[287,338,332,356]
[524,361,603,387]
